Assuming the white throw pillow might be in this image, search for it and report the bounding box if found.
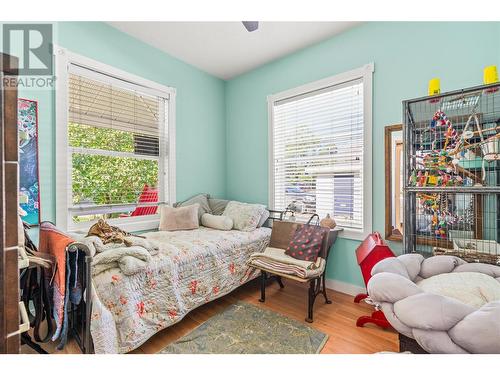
[159,204,199,231]
[222,201,266,232]
[201,213,233,231]
[417,271,500,309]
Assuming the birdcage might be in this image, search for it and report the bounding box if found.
[403,82,500,265]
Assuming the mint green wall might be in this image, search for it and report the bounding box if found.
[225,22,500,287]
[3,22,500,287]
[1,22,227,227]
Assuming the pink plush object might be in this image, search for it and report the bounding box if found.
[159,204,200,231]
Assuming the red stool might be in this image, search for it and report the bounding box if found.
[354,232,395,329]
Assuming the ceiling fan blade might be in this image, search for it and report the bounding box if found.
[242,21,259,32]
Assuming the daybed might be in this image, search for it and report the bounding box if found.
[89,226,271,353]
[367,254,500,354]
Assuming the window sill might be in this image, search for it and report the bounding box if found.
[279,217,367,242]
[337,228,369,242]
[68,214,160,234]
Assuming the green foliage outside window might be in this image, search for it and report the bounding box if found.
[69,123,159,210]
[69,123,135,152]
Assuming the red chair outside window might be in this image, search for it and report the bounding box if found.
[120,184,159,217]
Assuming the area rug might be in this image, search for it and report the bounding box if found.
[158,301,328,354]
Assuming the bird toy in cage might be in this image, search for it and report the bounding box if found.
[409,170,422,187]
[411,152,464,187]
[451,113,482,162]
[436,194,466,239]
[420,193,439,211]
[425,199,448,239]
[430,111,458,150]
[450,113,500,182]
[418,193,461,239]
[408,110,472,188]
[430,111,450,129]
[437,170,451,187]
[435,216,448,239]
[417,170,428,187]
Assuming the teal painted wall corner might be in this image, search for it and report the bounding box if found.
[0,21,227,237]
[3,21,500,287]
[225,21,500,287]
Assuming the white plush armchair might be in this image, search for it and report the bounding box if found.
[367,254,500,354]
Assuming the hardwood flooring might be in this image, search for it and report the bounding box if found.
[22,279,399,354]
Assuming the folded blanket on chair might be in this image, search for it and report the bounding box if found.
[247,247,324,279]
[248,257,325,279]
[249,247,321,269]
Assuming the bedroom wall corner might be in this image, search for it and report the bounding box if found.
[0,21,227,241]
[224,21,500,288]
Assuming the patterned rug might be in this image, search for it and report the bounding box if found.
[158,301,328,354]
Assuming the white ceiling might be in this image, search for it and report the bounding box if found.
[108,22,360,80]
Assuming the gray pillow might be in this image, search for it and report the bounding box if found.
[174,193,211,222]
[208,198,229,216]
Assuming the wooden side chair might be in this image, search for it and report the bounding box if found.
[249,220,342,323]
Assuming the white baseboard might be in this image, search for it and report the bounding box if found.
[325,278,366,297]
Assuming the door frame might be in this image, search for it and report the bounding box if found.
[0,52,20,353]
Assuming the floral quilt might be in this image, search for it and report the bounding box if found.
[90,227,271,353]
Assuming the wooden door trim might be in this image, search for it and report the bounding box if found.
[0,52,20,353]
[385,124,403,241]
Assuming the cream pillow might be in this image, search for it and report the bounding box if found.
[159,204,200,231]
[201,213,233,231]
[417,272,500,309]
[222,201,266,232]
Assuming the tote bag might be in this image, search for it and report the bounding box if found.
[285,214,329,262]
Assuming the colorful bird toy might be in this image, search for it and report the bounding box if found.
[430,111,458,150]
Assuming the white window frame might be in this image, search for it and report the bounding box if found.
[54,46,176,233]
[267,63,374,240]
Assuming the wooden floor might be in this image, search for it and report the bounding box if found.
[23,279,399,354]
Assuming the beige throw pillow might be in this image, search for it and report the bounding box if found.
[159,204,200,231]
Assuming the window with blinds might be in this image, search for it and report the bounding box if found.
[270,78,366,231]
[67,65,169,224]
